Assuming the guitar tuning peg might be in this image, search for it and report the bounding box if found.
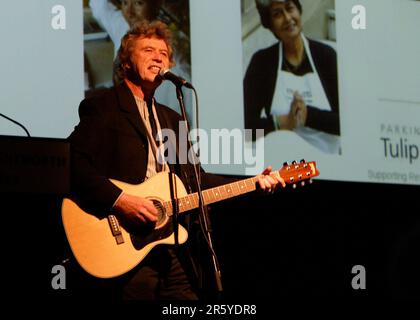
[292,184,297,189]
[300,159,306,163]
[301,181,305,187]
[283,162,289,166]
[292,160,297,165]
[309,179,313,184]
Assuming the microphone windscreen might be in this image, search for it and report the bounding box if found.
[159,69,169,77]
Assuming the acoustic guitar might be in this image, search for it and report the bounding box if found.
[62,160,319,278]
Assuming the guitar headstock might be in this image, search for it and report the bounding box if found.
[278,159,320,188]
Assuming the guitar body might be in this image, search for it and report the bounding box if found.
[62,172,188,279]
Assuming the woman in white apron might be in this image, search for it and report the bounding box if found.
[244,0,340,154]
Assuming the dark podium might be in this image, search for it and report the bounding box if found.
[0,135,69,194]
[0,135,70,298]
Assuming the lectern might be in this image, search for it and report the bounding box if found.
[0,135,69,194]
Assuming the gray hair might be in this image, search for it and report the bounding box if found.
[255,0,302,28]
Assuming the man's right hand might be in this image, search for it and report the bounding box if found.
[113,193,158,228]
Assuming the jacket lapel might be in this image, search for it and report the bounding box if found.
[115,83,183,173]
[115,83,148,139]
[155,103,180,173]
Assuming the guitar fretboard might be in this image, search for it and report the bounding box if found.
[161,176,260,216]
[159,161,317,216]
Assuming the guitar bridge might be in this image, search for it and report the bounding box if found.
[107,215,124,245]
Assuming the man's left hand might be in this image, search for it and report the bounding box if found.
[257,166,286,193]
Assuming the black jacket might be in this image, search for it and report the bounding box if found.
[69,83,233,216]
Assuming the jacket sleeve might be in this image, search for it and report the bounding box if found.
[305,43,340,135]
[69,98,122,217]
[243,52,276,139]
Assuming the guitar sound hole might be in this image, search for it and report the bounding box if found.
[151,199,167,228]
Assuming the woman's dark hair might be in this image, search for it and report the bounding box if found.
[114,0,163,21]
[255,0,302,29]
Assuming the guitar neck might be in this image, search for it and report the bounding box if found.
[160,161,318,217]
[162,176,260,216]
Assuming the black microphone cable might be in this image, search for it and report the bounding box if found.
[0,113,31,137]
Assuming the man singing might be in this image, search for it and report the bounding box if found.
[69,20,284,300]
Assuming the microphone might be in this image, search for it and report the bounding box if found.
[158,69,193,89]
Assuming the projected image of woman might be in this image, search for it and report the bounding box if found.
[244,0,340,154]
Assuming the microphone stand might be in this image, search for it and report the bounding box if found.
[175,85,223,296]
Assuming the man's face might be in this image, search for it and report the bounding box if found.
[122,0,151,27]
[129,36,170,88]
[269,1,302,42]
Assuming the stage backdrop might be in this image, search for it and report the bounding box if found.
[1,0,419,185]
